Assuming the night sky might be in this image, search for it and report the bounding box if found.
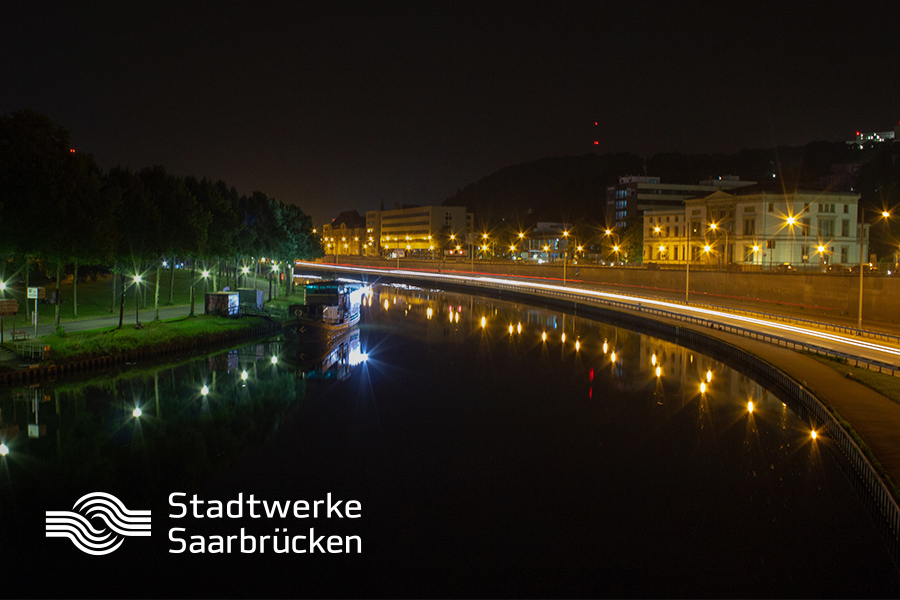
[2,2,897,226]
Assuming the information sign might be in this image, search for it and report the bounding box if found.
[0,299,17,317]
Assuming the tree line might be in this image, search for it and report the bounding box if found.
[0,110,323,327]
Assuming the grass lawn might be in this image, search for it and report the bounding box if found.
[4,269,273,324]
[43,314,272,361]
[265,290,307,310]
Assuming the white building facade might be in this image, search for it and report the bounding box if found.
[642,188,867,269]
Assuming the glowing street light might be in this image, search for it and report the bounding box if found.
[0,443,8,456]
[133,274,143,325]
[241,370,248,381]
[133,406,143,418]
[201,384,209,396]
[271,355,278,365]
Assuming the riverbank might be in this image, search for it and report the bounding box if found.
[0,314,283,385]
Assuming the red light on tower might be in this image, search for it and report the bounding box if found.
[593,141,599,145]
[69,148,75,153]
[594,121,598,126]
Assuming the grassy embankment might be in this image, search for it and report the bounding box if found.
[3,270,283,363]
[43,314,273,362]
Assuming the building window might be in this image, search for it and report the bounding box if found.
[744,246,755,261]
[841,246,848,263]
[743,219,755,236]
[843,204,849,214]
[768,203,774,212]
[818,219,835,237]
[841,219,850,237]
[767,240,776,249]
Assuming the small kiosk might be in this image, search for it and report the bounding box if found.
[205,292,239,317]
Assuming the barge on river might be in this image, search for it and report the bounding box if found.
[290,280,365,344]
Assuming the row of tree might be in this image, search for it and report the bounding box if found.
[0,110,323,326]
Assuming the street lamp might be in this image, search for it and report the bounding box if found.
[131,274,143,326]
[858,211,891,328]
[785,215,799,266]
[709,222,728,267]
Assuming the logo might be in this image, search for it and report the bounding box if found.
[46,492,151,555]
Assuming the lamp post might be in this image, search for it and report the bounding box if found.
[858,222,866,329]
[786,216,797,267]
[857,211,890,329]
[815,244,826,271]
[685,220,691,301]
[709,222,728,268]
[133,275,142,326]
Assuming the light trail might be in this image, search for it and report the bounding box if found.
[296,263,900,366]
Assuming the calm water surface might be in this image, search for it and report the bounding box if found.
[2,282,898,597]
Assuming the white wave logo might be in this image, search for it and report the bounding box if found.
[46,492,151,555]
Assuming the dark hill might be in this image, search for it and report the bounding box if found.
[442,141,868,228]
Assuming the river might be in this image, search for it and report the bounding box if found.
[1,281,898,597]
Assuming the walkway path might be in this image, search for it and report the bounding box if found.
[0,305,193,339]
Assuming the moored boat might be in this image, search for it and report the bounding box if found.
[291,280,365,344]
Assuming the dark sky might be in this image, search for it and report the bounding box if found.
[2,1,897,226]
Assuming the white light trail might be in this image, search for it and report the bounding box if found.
[296,263,900,363]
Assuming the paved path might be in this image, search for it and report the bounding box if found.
[0,304,193,340]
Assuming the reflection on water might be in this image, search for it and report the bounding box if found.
[0,279,897,596]
[0,342,280,509]
[351,282,898,595]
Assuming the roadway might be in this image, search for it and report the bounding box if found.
[296,261,900,372]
